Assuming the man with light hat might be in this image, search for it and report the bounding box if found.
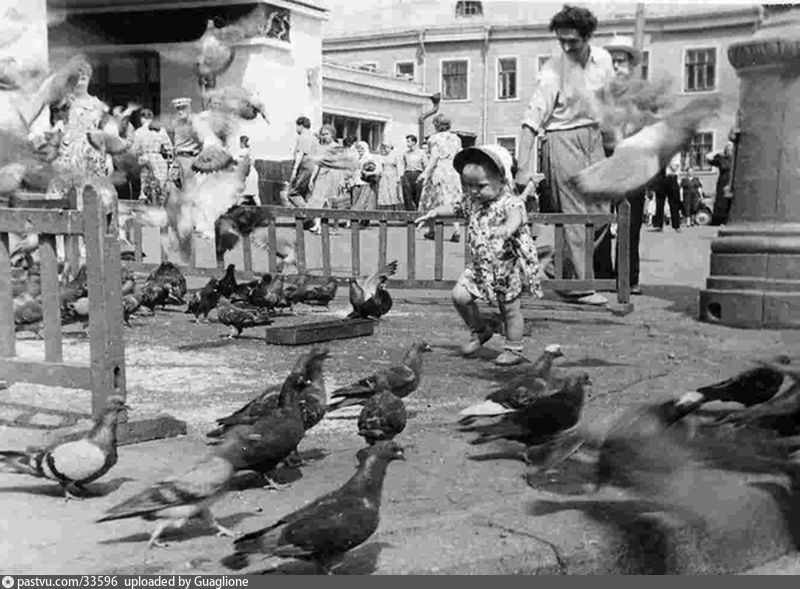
[167,97,201,189]
[604,34,641,80]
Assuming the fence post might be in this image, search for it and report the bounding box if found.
[616,200,631,305]
[0,231,13,358]
[82,185,126,419]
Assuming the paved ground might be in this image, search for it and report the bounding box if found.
[2,224,799,574]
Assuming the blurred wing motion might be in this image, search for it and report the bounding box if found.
[570,96,722,202]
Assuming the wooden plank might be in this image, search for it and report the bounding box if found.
[320,218,331,278]
[584,223,595,281]
[294,218,307,274]
[0,231,13,357]
[38,234,63,364]
[0,357,92,389]
[616,200,632,305]
[10,194,71,209]
[406,222,416,281]
[189,233,197,269]
[554,224,565,279]
[350,221,361,277]
[159,226,168,262]
[241,234,253,272]
[267,218,278,273]
[83,186,127,417]
[433,222,444,281]
[66,235,82,271]
[133,223,143,263]
[378,220,388,273]
[0,210,84,235]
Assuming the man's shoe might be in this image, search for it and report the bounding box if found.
[495,349,526,366]
[573,293,608,306]
[630,285,642,295]
[460,328,494,356]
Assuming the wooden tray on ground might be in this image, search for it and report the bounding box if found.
[265,317,375,346]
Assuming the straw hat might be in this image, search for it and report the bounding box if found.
[604,34,642,66]
[453,144,515,186]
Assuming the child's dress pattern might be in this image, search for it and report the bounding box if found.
[455,188,543,304]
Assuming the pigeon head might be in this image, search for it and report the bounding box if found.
[356,441,406,466]
[774,354,792,365]
[544,344,563,358]
[416,341,433,353]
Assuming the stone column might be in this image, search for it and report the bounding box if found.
[699,6,800,328]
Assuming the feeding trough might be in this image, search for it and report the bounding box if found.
[265,317,376,346]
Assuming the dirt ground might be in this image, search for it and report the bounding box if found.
[1,225,798,574]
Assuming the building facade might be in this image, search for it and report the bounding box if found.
[323,0,764,191]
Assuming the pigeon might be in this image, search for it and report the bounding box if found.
[121,292,143,327]
[144,262,187,304]
[465,372,591,465]
[221,441,406,575]
[217,263,238,298]
[570,96,722,202]
[675,354,791,414]
[0,396,129,500]
[221,369,309,491]
[186,277,221,323]
[206,347,331,440]
[216,297,273,338]
[96,439,243,548]
[357,374,408,446]
[327,341,433,411]
[348,260,398,320]
[715,360,800,431]
[458,344,564,426]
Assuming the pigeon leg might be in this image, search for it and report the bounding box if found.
[198,508,235,538]
[261,474,290,491]
[62,483,85,502]
[147,521,172,549]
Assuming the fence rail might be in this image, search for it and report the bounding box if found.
[0,187,126,419]
[119,200,633,309]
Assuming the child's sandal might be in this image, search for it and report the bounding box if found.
[460,327,494,356]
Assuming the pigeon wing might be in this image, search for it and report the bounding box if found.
[47,440,109,483]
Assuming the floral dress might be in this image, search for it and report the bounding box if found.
[456,188,543,304]
[418,130,463,213]
[133,125,173,205]
[377,151,403,209]
[47,94,109,208]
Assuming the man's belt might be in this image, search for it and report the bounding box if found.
[545,123,600,134]
[175,151,199,157]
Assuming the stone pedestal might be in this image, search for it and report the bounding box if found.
[699,7,800,328]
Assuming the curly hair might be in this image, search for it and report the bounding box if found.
[549,4,598,39]
[432,113,452,132]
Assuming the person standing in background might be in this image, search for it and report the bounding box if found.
[399,134,426,211]
[680,166,704,227]
[132,108,173,206]
[708,141,734,226]
[515,4,614,306]
[418,113,463,243]
[377,141,403,211]
[166,97,201,191]
[652,157,683,232]
[287,115,318,202]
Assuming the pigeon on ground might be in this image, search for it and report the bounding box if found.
[216,297,273,338]
[458,344,564,426]
[121,292,143,327]
[96,437,244,548]
[357,374,407,446]
[221,370,309,491]
[0,396,129,500]
[145,262,187,304]
[216,264,238,298]
[675,354,791,414]
[327,341,433,411]
[348,260,398,320]
[186,277,221,323]
[465,372,591,465]
[220,441,405,575]
[569,96,721,202]
[206,347,331,440]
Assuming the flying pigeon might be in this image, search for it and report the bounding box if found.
[327,341,433,412]
[675,354,791,414]
[0,396,129,500]
[458,344,564,426]
[357,374,408,445]
[220,441,406,575]
[348,260,398,320]
[570,96,722,202]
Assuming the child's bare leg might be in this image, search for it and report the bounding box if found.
[495,296,525,366]
[452,282,493,356]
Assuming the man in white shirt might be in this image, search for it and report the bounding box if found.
[516,5,614,306]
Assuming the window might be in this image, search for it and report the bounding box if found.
[496,137,516,158]
[456,1,483,17]
[497,57,517,100]
[441,59,469,101]
[640,50,649,80]
[537,55,551,72]
[681,132,713,170]
[684,48,716,92]
[322,113,385,152]
[395,61,415,79]
[87,51,161,115]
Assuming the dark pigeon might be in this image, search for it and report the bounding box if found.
[216,296,273,338]
[186,277,221,322]
[357,374,407,445]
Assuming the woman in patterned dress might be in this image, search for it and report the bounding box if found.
[306,125,359,234]
[416,144,541,366]
[377,141,403,211]
[417,113,463,242]
[47,62,110,209]
[132,108,173,206]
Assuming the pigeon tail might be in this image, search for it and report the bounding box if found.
[674,391,706,411]
[0,450,43,477]
[459,400,517,419]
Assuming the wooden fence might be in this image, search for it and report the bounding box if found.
[0,187,126,419]
[120,200,633,309]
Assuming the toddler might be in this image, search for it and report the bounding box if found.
[415,145,542,366]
